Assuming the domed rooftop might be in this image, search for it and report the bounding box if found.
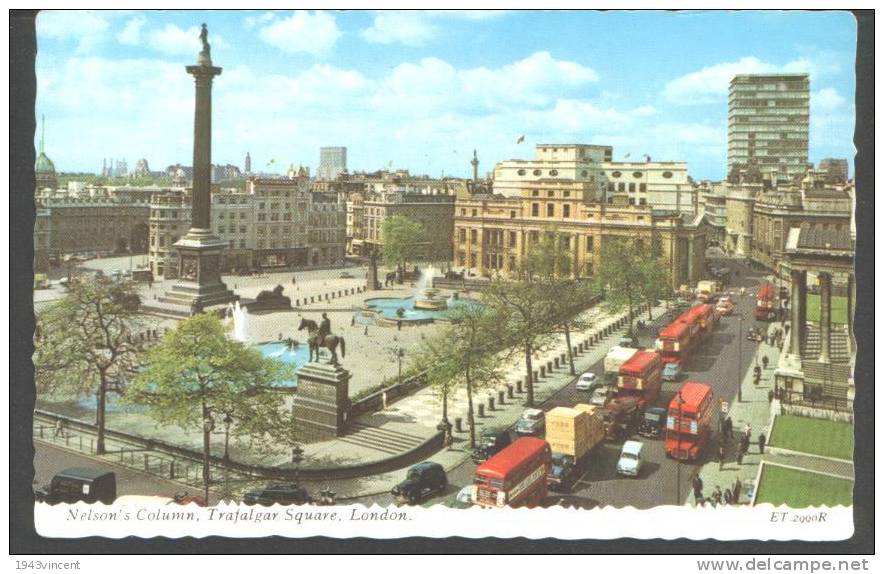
[35,151,56,174]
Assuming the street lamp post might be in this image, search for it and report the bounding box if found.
[737,314,743,403]
[394,347,405,385]
[291,445,304,484]
[222,412,233,461]
[202,413,215,506]
[675,390,685,506]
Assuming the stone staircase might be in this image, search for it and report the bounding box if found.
[336,422,427,456]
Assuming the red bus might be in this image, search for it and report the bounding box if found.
[656,308,700,364]
[687,303,717,336]
[755,282,776,321]
[473,437,551,508]
[616,350,664,409]
[665,381,714,461]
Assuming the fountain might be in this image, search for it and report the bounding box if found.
[414,266,448,311]
[228,300,251,342]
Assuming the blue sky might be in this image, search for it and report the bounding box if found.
[35,10,856,180]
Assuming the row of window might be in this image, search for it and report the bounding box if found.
[456,228,597,252]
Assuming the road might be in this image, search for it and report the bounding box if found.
[353,257,772,509]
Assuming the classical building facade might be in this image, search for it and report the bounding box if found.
[148,176,345,278]
[34,190,151,270]
[452,187,705,288]
[728,74,810,181]
[493,144,696,214]
[696,181,728,246]
[750,172,853,273]
[357,191,456,261]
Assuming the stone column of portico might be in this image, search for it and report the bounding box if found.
[790,269,806,355]
[847,272,855,354]
[818,272,832,364]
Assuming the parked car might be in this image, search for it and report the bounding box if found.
[390,462,447,503]
[515,408,546,436]
[618,334,639,348]
[472,429,512,464]
[637,407,668,439]
[617,440,644,477]
[662,362,682,382]
[34,467,116,505]
[339,271,354,279]
[589,387,610,407]
[242,483,311,506]
[575,371,601,392]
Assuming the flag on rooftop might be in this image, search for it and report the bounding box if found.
[516,135,525,144]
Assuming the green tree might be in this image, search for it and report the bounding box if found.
[524,227,573,281]
[381,215,425,283]
[34,277,144,454]
[415,303,503,448]
[484,278,558,407]
[125,314,298,504]
[594,237,669,334]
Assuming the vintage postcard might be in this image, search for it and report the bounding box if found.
[25,8,863,543]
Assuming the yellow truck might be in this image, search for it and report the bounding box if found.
[695,280,721,303]
[545,404,606,492]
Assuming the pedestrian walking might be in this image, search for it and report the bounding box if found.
[768,390,775,404]
[758,432,766,455]
[53,419,65,438]
[724,416,733,439]
[743,422,752,440]
[736,448,744,465]
[733,478,742,504]
[713,486,723,506]
[718,443,725,470]
[692,475,704,505]
[724,488,733,505]
[351,315,356,327]
[363,325,369,336]
[762,355,769,369]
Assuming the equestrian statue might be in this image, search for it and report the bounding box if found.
[298,313,346,364]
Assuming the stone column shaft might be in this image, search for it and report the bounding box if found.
[186,65,222,231]
[790,270,805,355]
[819,272,832,364]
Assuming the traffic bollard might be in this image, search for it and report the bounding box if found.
[554,357,560,369]
[455,417,463,433]
[478,404,485,418]
[517,380,523,394]
[498,390,505,405]
[488,396,495,411]
[539,366,545,378]
[507,384,514,399]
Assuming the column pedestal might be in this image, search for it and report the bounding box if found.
[293,362,352,443]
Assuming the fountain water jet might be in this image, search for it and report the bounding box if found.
[414,266,448,311]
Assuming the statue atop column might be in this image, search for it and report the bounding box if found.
[198,23,212,65]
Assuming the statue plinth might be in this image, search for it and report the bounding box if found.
[293,362,351,443]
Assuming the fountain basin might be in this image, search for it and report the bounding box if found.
[414,288,448,311]
[363,295,480,324]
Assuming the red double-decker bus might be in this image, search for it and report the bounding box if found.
[473,437,551,508]
[665,381,714,461]
[616,350,664,409]
[755,281,776,320]
[656,304,718,365]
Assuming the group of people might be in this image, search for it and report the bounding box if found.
[717,419,767,468]
[692,474,743,507]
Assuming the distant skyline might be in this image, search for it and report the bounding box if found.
[35,10,856,180]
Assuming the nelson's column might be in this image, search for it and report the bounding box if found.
[161,24,237,312]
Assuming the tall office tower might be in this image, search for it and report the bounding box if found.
[317,146,347,180]
[728,74,809,182]
[245,151,251,174]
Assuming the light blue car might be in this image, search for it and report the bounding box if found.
[663,362,682,382]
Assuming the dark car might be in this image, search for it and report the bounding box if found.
[390,462,447,503]
[242,483,311,506]
[547,453,584,493]
[471,430,512,464]
[35,467,116,505]
[638,407,668,439]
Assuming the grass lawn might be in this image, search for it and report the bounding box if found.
[805,294,848,324]
[769,415,854,460]
[755,464,853,507]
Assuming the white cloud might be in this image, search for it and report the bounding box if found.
[244,12,276,31]
[813,87,846,111]
[116,16,145,45]
[37,10,109,53]
[662,56,828,105]
[258,11,341,56]
[360,12,435,46]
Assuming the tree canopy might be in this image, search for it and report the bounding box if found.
[381,215,426,278]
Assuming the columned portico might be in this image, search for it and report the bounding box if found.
[790,269,806,355]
